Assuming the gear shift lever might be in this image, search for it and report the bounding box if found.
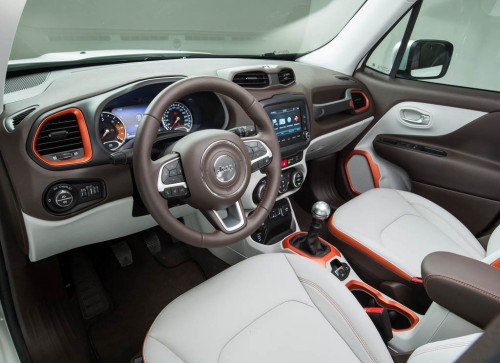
[306,201,331,254]
[291,201,331,256]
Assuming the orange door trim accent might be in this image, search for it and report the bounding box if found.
[491,258,500,269]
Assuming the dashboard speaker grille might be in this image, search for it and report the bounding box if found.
[278,68,295,85]
[5,72,50,94]
[232,72,270,88]
[33,108,92,166]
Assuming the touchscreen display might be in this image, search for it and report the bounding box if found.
[269,106,302,137]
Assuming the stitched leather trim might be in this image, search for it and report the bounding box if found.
[329,215,414,281]
[298,277,381,363]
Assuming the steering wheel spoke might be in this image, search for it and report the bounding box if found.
[243,138,273,173]
[203,200,246,233]
[156,154,190,199]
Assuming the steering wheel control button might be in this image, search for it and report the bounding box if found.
[213,155,237,183]
[159,158,190,199]
[45,181,105,214]
[244,140,272,172]
[161,159,186,185]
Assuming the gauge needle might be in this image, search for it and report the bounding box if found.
[101,129,110,140]
[172,117,181,129]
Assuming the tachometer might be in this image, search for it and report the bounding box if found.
[99,112,127,151]
[162,102,193,132]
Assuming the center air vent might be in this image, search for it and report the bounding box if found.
[278,68,295,85]
[232,72,270,88]
[33,108,92,166]
[350,91,369,113]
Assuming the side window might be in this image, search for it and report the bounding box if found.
[367,0,500,93]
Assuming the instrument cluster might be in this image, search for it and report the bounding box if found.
[98,82,227,151]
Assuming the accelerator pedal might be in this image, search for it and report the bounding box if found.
[70,251,111,320]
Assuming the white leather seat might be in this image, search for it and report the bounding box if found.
[143,253,480,363]
[330,188,499,280]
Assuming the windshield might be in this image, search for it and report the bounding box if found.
[10,0,365,64]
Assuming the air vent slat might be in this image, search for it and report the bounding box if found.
[232,71,270,88]
[34,112,84,156]
[278,68,295,85]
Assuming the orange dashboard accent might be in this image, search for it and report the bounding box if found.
[350,90,370,113]
[346,280,419,332]
[32,108,92,166]
[282,232,341,267]
[491,258,500,269]
[344,150,381,195]
[329,216,414,281]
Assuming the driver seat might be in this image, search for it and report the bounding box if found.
[143,253,480,363]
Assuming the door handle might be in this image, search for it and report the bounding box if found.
[399,108,432,128]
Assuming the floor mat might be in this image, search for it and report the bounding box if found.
[87,236,206,363]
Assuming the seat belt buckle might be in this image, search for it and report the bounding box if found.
[365,307,394,343]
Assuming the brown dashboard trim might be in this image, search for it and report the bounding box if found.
[32,108,93,167]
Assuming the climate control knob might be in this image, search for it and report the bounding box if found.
[291,171,304,188]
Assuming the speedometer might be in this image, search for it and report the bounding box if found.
[162,102,193,132]
[99,112,127,151]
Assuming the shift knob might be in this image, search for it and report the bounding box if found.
[311,201,331,221]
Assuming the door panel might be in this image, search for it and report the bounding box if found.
[346,70,500,236]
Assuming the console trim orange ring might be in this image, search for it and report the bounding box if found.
[32,108,93,166]
[282,232,341,267]
[346,280,419,332]
[329,216,415,281]
[344,150,381,195]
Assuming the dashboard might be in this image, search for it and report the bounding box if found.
[0,58,374,261]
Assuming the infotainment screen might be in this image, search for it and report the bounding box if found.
[269,106,302,137]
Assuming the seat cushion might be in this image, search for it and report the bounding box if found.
[407,333,482,363]
[143,253,393,363]
[330,188,486,279]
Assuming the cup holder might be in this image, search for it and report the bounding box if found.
[347,281,419,331]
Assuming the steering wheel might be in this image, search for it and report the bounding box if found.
[133,76,281,247]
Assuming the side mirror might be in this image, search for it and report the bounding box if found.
[398,40,453,79]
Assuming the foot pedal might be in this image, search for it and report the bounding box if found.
[140,229,190,267]
[70,251,111,320]
[141,230,161,256]
[112,241,133,267]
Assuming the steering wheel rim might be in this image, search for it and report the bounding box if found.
[133,76,281,247]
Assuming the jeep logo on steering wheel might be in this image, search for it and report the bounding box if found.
[213,155,237,183]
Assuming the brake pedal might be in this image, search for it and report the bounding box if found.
[111,241,133,267]
[141,230,162,256]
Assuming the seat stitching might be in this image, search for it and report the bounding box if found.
[410,340,476,358]
[425,275,500,301]
[331,223,414,279]
[409,202,484,256]
[147,335,187,363]
[298,277,380,363]
[217,299,317,363]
